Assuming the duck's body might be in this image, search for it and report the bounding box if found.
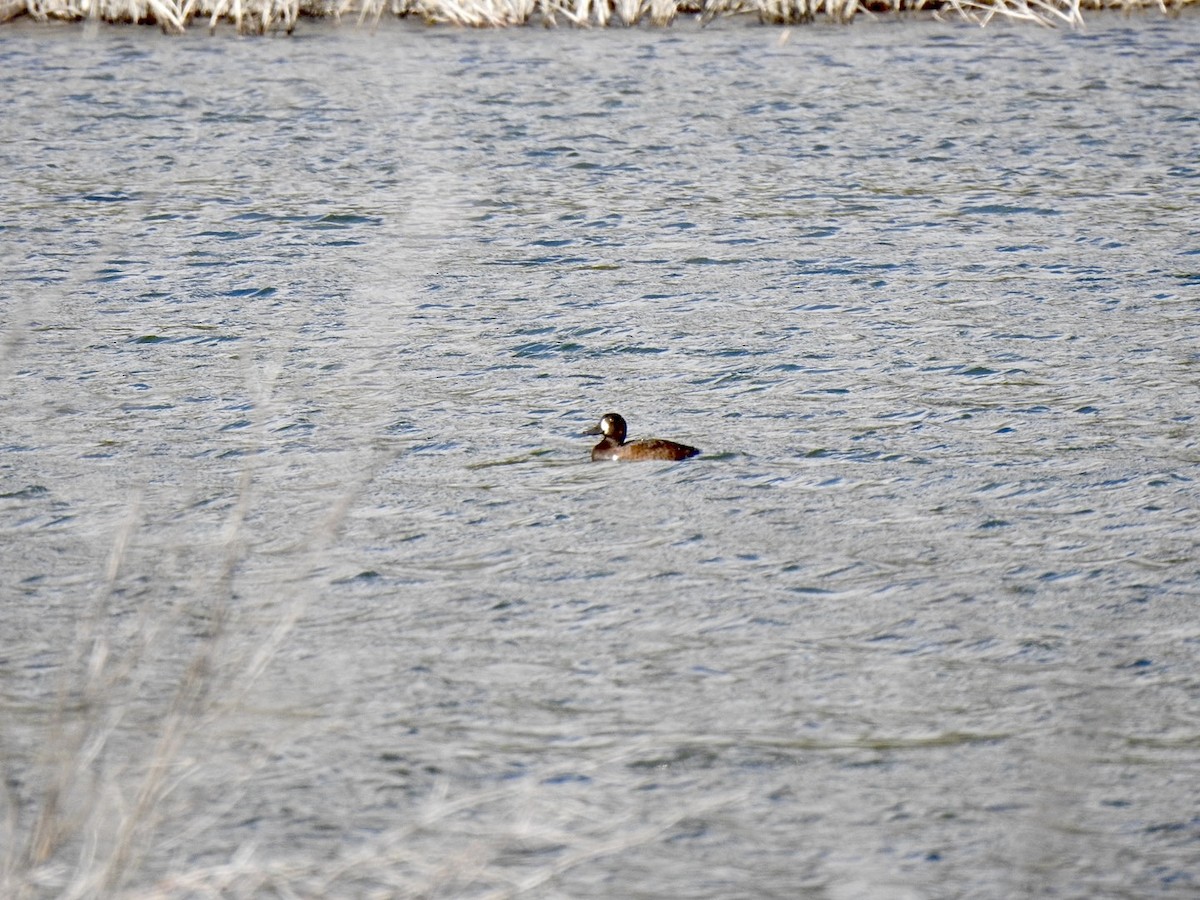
[586,413,700,462]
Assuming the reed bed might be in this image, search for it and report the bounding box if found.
[4,0,1196,31]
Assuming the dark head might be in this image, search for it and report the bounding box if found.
[584,412,627,444]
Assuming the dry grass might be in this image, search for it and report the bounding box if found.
[0,364,375,898]
[4,0,1196,32]
[0,482,743,897]
[2,466,291,898]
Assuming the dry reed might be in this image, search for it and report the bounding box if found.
[2,0,1195,32]
[0,481,746,896]
[0,362,381,898]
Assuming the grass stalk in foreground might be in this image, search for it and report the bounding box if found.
[0,376,376,898]
[3,472,246,899]
[0,461,746,897]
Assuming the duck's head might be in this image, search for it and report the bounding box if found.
[584,412,627,443]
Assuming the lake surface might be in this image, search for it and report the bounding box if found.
[2,13,1198,898]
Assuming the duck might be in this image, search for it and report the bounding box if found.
[585,413,700,462]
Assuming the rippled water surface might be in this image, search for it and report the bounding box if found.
[2,13,1199,898]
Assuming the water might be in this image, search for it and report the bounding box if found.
[2,13,1198,898]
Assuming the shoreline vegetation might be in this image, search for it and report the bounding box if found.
[1,0,1196,33]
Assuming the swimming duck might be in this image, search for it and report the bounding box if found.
[585,413,700,462]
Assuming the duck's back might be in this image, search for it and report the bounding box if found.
[597,438,700,462]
